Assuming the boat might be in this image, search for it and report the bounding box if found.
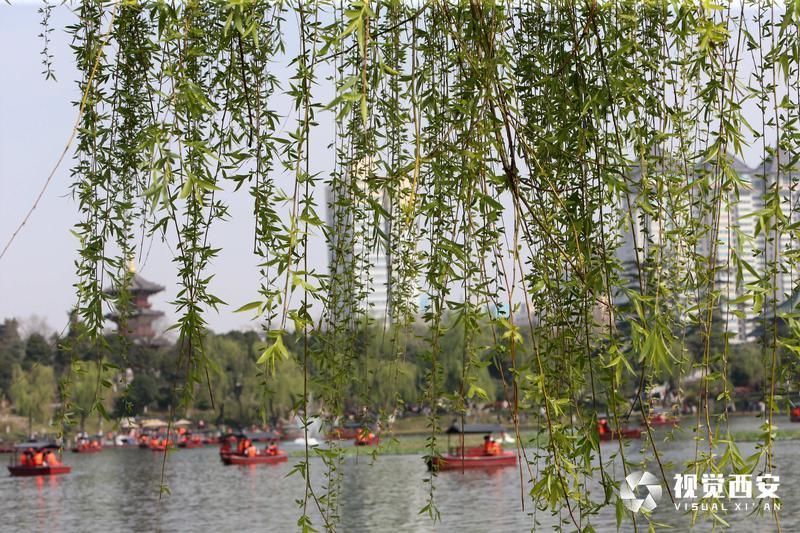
[221,451,288,465]
[149,437,175,452]
[326,421,363,440]
[72,437,102,453]
[149,442,175,452]
[598,418,642,441]
[647,411,679,427]
[430,449,517,470]
[177,434,203,448]
[197,430,220,445]
[8,442,71,477]
[791,407,800,422]
[428,422,517,471]
[354,428,380,446]
[599,427,643,441]
[220,433,287,465]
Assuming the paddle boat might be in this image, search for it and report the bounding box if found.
[598,418,642,441]
[354,428,380,446]
[149,436,175,452]
[791,406,800,422]
[137,434,152,449]
[326,421,363,441]
[8,442,71,477]
[198,430,220,445]
[72,436,102,453]
[428,423,516,471]
[177,433,203,449]
[220,433,288,466]
[646,410,679,428]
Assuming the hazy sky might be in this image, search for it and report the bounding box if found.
[0,5,335,336]
[0,4,785,338]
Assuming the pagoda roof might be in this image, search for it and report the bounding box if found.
[106,308,165,321]
[105,273,165,295]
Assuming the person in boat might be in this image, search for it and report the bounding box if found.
[598,418,609,436]
[266,442,279,456]
[45,450,59,466]
[20,449,32,466]
[246,442,257,457]
[355,428,374,445]
[33,450,45,467]
[483,435,501,456]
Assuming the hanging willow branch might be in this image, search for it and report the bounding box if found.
[28,1,800,531]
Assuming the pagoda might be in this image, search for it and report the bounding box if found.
[105,264,165,344]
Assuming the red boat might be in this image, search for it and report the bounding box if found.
[72,445,102,453]
[354,428,380,446]
[647,412,679,427]
[599,428,643,441]
[791,407,800,422]
[9,464,72,476]
[220,433,286,465]
[72,438,102,453]
[8,442,71,477]
[221,451,288,465]
[177,434,203,448]
[430,450,516,470]
[149,437,175,452]
[598,418,642,441]
[429,422,517,471]
[198,431,220,445]
[326,422,363,441]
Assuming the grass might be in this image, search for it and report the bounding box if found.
[288,430,546,459]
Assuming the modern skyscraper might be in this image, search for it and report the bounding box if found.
[326,158,392,323]
[619,153,798,343]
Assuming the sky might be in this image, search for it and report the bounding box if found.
[0,3,786,338]
[0,4,335,336]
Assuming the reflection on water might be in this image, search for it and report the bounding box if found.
[0,415,796,532]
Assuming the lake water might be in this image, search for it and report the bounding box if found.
[0,415,795,532]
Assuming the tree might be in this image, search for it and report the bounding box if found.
[24,333,53,367]
[0,319,24,394]
[71,360,114,430]
[8,363,56,436]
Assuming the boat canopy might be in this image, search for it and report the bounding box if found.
[445,422,506,435]
[14,441,60,450]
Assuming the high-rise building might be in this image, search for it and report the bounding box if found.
[326,158,392,322]
[619,153,798,343]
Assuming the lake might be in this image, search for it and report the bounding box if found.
[0,415,795,532]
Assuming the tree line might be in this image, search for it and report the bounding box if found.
[0,312,778,437]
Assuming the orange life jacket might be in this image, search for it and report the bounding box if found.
[46,452,59,466]
[33,452,44,466]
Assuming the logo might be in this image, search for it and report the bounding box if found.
[620,471,662,513]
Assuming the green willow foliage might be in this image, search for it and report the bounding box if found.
[55,1,800,530]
